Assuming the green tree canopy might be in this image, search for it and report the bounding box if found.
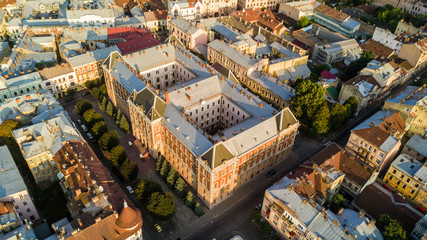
[156,156,163,172]
[344,96,359,117]
[291,79,326,121]
[166,168,177,188]
[174,177,186,197]
[297,16,313,28]
[110,145,127,166]
[99,84,107,96]
[100,131,120,151]
[309,64,331,82]
[329,103,350,130]
[119,115,130,133]
[83,109,104,128]
[76,100,92,115]
[147,192,175,220]
[160,160,169,179]
[311,105,330,135]
[101,97,107,110]
[330,194,345,213]
[121,159,138,180]
[186,191,194,207]
[106,101,114,117]
[91,121,107,140]
[342,50,374,81]
[135,180,163,202]
[92,87,101,100]
[376,214,406,240]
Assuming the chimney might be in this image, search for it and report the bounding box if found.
[186,93,191,101]
[77,218,82,227]
[232,84,235,89]
[272,110,276,115]
[338,208,344,215]
[165,90,169,103]
[258,102,263,108]
[359,210,365,218]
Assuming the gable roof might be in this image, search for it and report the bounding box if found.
[201,142,234,168]
[132,87,166,121]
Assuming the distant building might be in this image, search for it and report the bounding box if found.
[361,39,395,59]
[312,39,361,65]
[168,18,207,50]
[66,8,115,28]
[0,146,40,222]
[12,112,82,185]
[261,176,383,239]
[144,10,168,31]
[345,111,405,171]
[168,0,203,20]
[278,0,321,20]
[372,27,403,55]
[384,153,427,208]
[0,72,43,103]
[383,85,427,137]
[395,19,424,35]
[412,215,427,240]
[402,134,427,162]
[398,38,427,68]
[38,63,78,97]
[313,4,360,37]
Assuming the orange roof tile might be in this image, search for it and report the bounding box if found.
[352,127,390,147]
[361,39,395,59]
[315,4,349,22]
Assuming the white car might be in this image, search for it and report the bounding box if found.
[77,119,82,125]
[81,124,88,132]
[87,132,93,139]
[126,186,134,194]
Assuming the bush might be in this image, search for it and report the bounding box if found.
[147,192,175,220]
[106,101,114,117]
[185,191,194,208]
[194,202,204,216]
[92,87,101,100]
[252,210,262,222]
[76,100,92,115]
[99,84,107,96]
[91,121,107,140]
[116,110,123,124]
[156,156,163,172]
[100,131,120,151]
[330,194,345,213]
[376,214,406,240]
[121,159,138,180]
[260,221,272,235]
[119,115,130,133]
[110,145,127,166]
[135,180,163,202]
[166,168,177,188]
[174,177,185,198]
[101,97,107,110]
[83,109,104,128]
[159,160,169,179]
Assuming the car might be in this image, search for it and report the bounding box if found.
[81,124,88,132]
[77,119,82,125]
[81,91,89,96]
[416,76,421,81]
[154,224,162,232]
[126,185,134,194]
[87,132,93,139]
[415,205,426,214]
[266,169,276,178]
[383,184,393,192]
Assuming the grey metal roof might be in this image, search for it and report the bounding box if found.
[208,39,258,68]
[391,153,423,178]
[66,8,115,19]
[68,45,120,67]
[170,18,203,35]
[0,146,28,198]
[379,135,399,153]
[406,134,427,158]
[386,85,426,107]
[1,224,37,240]
[248,71,295,101]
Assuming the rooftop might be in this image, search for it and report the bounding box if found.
[391,153,425,181]
[248,71,295,101]
[0,146,28,199]
[68,45,120,67]
[208,39,258,69]
[144,9,168,21]
[405,134,427,158]
[361,39,395,59]
[38,63,74,80]
[385,85,426,107]
[170,18,203,35]
[315,4,350,22]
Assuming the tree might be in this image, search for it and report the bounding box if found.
[83,109,104,128]
[253,210,262,222]
[311,104,330,135]
[110,145,127,166]
[329,103,348,130]
[290,79,326,121]
[91,121,107,140]
[76,100,92,115]
[174,177,186,197]
[101,97,107,110]
[100,131,120,151]
[66,88,76,96]
[166,168,177,188]
[92,87,101,100]
[194,202,203,216]
[309,64,331,82]
[135,180,163,202]
[121,159,138,180]
[330,194,345,213]
[159,160,169,179]
[99,84,107,97]
[156,156,163,172]
[119,115,130,133]
[344,96,359,117]
[260,221,272,235]
[106,101,114,117]
[342,50,374,81]
[376,214,406,240]
[185,191,194,207]
[85,80,95,89]
[297,16,313,28]
[116,110,123,124]
[147,192,175,220]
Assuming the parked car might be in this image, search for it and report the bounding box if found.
[77,119,82,125]
[126,185,134,194]
[415,205,426,214]
[154,224,162,232]
[266,169,276,178]
[81,124,88,132]
[87,132,93,139]
[383,184,393,192]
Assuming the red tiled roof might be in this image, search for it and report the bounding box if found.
[361,39,395,59]
[352,127,390,148]
[320,70,337,80]
[231,9,262,23]
[144,10,168,21]
[108,27,161,55]
[353,184,422,232]
[0,0,16,8]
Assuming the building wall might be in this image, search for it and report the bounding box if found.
[0,190,40,223]
[129,98,298,208]
[237,0,280,11]
[203,0,237,15]
[338,84,369,110]
[73,61,103,85]
[313,12,358,37]
[278,2,310,20]
[146,19,167,32]
[399,43,427,68]
[384,165,422,200]
[0,79,44,103]
[169,23,207,49]
[402,144,427,162]
[26,151,59,185]
[345,131,401,171]
[42,71,78,97]
[372,28,402,55]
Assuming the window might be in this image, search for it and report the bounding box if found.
[23,201,27,206]
[15,206,19,210]
[27,208,31,213]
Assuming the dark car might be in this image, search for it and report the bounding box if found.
[266,169,276,178]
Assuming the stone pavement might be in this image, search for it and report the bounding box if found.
[119,135,155,175]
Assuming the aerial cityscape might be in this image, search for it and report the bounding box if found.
[0,0,425,239]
